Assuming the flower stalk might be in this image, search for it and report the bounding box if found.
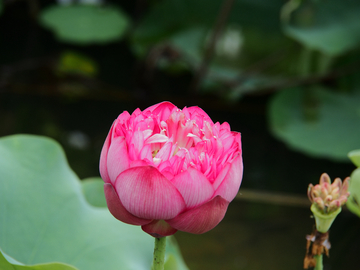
[151,237,167,270]
[314,255,323,270]
[308,173,350,233]
[304,230,330,269]
[304,173,350,269]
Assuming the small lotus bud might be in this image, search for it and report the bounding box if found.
[308,173,350,233]
[308,173,350,214]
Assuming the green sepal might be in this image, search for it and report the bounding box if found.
[310,204,341,233]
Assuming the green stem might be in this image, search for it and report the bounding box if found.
[314,254,323,270]
[151,237,167,270]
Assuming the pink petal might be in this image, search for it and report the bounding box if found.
[140,144,152,161]
[157,160,172,172]
[143,129,153,140]
[127,143,137,161]
[155,141,173,162]
[104,183,152,225]
[166,195,229,234]
[130,160,149,168]
[212,163,230,190]
[131,130,144,158]
[148,102,176,120]
[187,133,202,144]
[213,155,243,202]
[107,136,130,185]
[168,154,185,175]
[145,101,176,114]
[114,166,186,220]
[171,168,214,208]
[186,106,213,124]
[99,122,115,183]
[158,160,175,180]
[221,135,235,154]
[161,171,175,181]
[220,122,230,132]
[141,220,177,238]
[130,108,142,117]
[117,111,131,124]
[145,134,169,144]
[234,132,241,146]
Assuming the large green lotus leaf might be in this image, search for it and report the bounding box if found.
[268,87,360,161]
[346,167,360,218]
[0,249,77,270]
[81,177,107,208]
[80,177,189,270]
[0,135,157,270]
[283,0,360,55]
[39,5,130,44]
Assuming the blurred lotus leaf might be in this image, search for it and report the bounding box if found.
[0,135,188,270]
[81,177,107,207]
[283,0,360,55]
[39,5,130,44]
[269,87,360,161]
[0,249,78,270]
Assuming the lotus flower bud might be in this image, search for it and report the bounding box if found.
[308,173,350,233]
[308,173,350,214]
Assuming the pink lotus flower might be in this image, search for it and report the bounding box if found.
[100,102,243,237]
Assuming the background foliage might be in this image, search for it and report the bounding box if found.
[1,0,360,269]
[2,0,360,160]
